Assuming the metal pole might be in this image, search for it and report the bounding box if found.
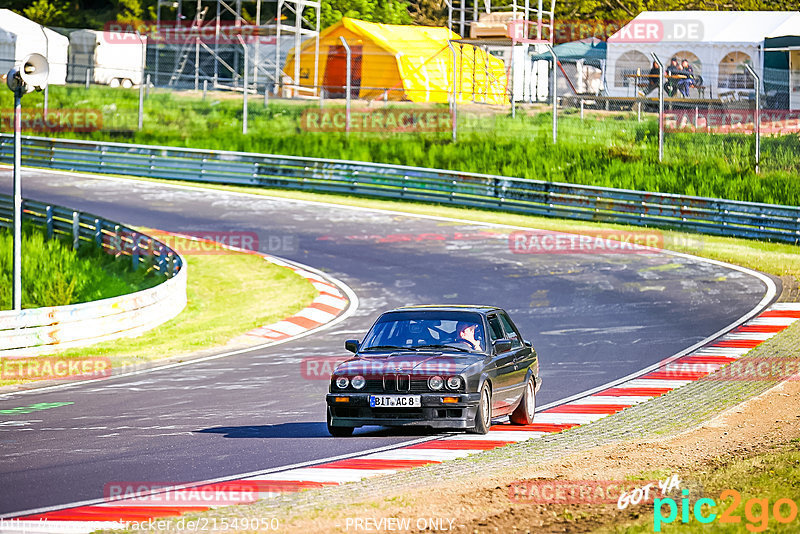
[745,64,761,173]
[510,42,515,119]
[203,79,207,99]
[146,74,151,98]
[41,26,49,116]
[448,41,458,142]
[652,53,664,162]
[239,36,248,134]
[340,36,351,134]
[12,88,23,311]
[580,98,584,120]
[264,84,269,106]
[138,72,145,130]
[549,44,557,143]
[85,68,90,89]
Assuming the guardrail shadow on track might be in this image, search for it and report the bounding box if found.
[1,134,798,245]
[0,193,186,357]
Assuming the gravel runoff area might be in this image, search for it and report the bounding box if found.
[139,288,800,534]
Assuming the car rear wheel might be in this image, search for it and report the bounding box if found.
[327,407,354,437]
[510,376,536,425]
[470,383,492,434]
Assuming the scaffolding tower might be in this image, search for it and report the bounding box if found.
[445,0,555,43]
[152,0,320,93]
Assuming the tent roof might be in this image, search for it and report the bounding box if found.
[308,17,461,54]
[0,9,69,45]
[531,38,606,62]
[764,13,800,38]
[609,11,800,44]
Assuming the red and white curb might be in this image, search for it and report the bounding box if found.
[150,231,352,343]
[244,258,349,342]
[6,302,799,533]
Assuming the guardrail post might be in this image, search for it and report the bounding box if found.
[72,211,80,250]
[94,218,102,248]
[46,205,54,240]
[113,224,121,255]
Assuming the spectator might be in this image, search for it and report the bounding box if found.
[644,61,660,94]
[677,59,695,97]
[665,57,680,97]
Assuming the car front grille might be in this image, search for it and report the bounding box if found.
[332,374,464,393]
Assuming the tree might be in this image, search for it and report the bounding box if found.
[21,0,78,27]
[317,0,413,28]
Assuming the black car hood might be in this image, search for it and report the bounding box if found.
[335,350,481,376]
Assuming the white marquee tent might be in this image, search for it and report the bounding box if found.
[0,9,69,85]
[605,11,800,97]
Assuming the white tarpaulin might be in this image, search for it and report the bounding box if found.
[605,11,800,97]
[0,9,68,85]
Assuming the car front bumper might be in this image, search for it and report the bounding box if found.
[326,392,481,429]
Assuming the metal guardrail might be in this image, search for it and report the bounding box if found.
[1,134,799,245]
[0,192,186,356]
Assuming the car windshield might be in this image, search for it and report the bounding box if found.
[361,311,486,353]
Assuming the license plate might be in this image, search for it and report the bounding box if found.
[370,395,421,408]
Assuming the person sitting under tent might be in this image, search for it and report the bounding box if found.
[644,61,661,94]
[677,59,695,97]
[665,57,680,97]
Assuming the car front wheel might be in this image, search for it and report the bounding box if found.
[470,383,492,434]
[510,375,536,425]
[327,407,354,437]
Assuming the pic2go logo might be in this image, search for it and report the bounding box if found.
[654,489,799,532]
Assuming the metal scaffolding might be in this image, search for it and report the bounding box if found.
[445,0,555,43]
[152,0,319,93]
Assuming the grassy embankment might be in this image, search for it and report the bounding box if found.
[0,226,318,387]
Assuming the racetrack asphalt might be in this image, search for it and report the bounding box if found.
[0,168,773,515]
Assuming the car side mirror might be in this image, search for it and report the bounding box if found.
[493,339,512,354]
[344,339,360,353]
[523,339,532,348]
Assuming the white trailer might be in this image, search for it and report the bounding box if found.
[68,29,146,87]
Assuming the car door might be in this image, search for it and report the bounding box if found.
[497,311,532,403]
[487,313,517,413]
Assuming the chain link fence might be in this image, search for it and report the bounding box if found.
[2,26,799,207]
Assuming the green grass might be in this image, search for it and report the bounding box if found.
[0,249,319,387]
[605,443,800,533]
[0,226,160,309]
[3,85,799,206]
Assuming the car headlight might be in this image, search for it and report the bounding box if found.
[351,375,366,390]
[446,376,461,390]
[428,375,444,390]
[335,376,349,389]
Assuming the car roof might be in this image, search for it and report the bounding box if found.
[387,305,503,315]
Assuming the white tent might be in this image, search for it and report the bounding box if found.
[605,11,800,98]
[0,9,69,85]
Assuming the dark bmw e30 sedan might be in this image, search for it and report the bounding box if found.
[326,305,541,436]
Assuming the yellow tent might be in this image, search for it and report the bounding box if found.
[284,18,508,105]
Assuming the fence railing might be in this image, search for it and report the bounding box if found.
[0,191,186,356]
[1,134,798,245]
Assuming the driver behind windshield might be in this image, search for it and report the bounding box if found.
[454,321,483,352]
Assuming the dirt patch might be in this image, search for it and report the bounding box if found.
[279,378,800,533]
